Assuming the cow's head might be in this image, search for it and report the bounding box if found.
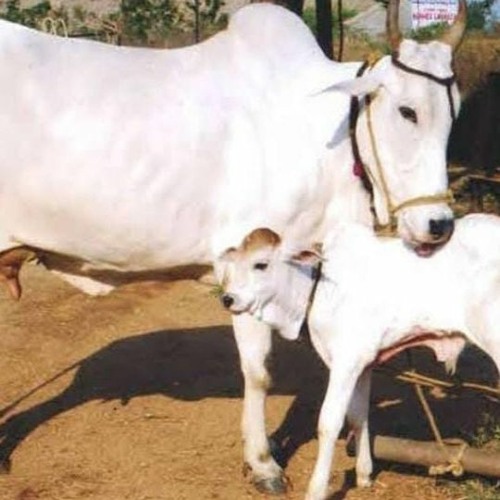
[327,0,466,255]
[216,228,321,340]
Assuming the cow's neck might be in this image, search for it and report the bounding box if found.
[320,141,374,238]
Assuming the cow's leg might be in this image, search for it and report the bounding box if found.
[0,247,35,300]
[232,313,285,493]
[306,357,364,500]
[346,368,373,488]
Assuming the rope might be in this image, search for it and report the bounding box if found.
[377,366,500,399]
[414,381,467,477]
[375,365,500,477]
[392,191,455,214]
[365,92,394,224]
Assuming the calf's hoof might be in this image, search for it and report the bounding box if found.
[356,476,372,488]
[254,475,289,495]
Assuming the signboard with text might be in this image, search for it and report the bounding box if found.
[411,0,459,28]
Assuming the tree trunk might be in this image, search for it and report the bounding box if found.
[315,0,334,59]
[284,0,305,16]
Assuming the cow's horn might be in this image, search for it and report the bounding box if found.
[439,0,467,51]
[386,0,402,51]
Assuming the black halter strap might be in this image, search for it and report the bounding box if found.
[349,54,458,186]
[349,61,373,194]
[391,54,457,121]
[298,261,323,343]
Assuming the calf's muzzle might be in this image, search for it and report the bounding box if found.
[220,293,235,309]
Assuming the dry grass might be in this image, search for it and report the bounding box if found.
[454,34,500,95]
[340,31,500,96]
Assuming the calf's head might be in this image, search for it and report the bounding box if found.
[216,228,321,340]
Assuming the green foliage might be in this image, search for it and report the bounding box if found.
[184,0,227,40]
[469,413,500,448]
[302,6,316,31]
[440,413,500,500]
[410,22,448,41]
[443,478,500,500]
[186,0,225,25]
[0,0,227,46]
[1,0,50,28]
[467,0,490,30]
[209,283,224,299]
[121,0,177,45]
[302,6,358,36]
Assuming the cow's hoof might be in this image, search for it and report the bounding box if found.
[254,475,288,495]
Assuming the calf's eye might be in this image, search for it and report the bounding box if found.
[254,262,269,271]
[399,106,418,124]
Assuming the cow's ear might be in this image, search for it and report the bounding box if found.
[320,72,382,97]
[318,58,389,97]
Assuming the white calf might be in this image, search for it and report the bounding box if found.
[218,213,500,500]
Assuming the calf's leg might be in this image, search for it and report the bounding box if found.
[232,313,285,493]
[346,368,373,487]
[306,356,366,500]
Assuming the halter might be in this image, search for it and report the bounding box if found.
[298,261,323,341]
[391,54,457,121]
[349,54,456,236]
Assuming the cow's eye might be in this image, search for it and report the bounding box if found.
[253,262,269,271]
[399,106,418,124]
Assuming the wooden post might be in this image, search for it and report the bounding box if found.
[194,0,200,43]
[373,435,500,478]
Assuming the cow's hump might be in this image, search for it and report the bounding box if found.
[228,3,324,69]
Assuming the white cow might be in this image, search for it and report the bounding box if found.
[218,213,500,499]
[0,1,465,492]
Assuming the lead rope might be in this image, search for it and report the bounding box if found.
[413,380,468,477]
[364,92,396,233]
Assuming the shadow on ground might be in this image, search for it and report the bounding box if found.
[0,325,498,478]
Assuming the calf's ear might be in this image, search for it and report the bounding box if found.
[288,248,323,266]
[218,247,237,262]
[242,227,281,250]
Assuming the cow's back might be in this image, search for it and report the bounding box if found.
[0,24,225,267]
[0,6,350,275]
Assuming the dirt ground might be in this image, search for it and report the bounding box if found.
[0,264,498,500]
